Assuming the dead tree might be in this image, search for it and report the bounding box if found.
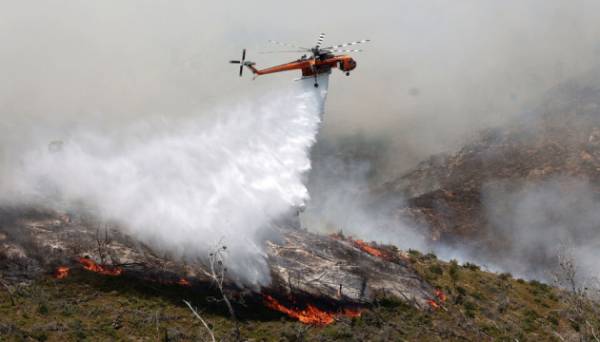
[206,241,240,340]
[551,245,600,342]
[183,300,216,342]
[95,225,112,265]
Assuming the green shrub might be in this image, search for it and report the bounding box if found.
[424,252,437,260]
[471,291,485,301]
[499,272,512,280]
[449,260,460,283]
[463,262,480,271]
[546,312,559,326]
[37,303,49,315]
[408,249,421,257]
[428,264,443,275]
[522,309,539,332]
[528,279,550,292]
[33,332,48,341]
[463,301,477,312]
[463,301,477,318]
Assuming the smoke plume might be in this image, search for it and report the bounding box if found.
[301,135,428,251]
[481,178,600,281]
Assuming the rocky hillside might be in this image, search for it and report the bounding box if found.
[2,242,599,341]
[391,72,600,265]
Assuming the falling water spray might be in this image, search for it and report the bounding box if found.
[3,75,330,287]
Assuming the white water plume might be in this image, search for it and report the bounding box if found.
[2,76,329,287]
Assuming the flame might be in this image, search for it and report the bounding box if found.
[353,239,385,258]
[427,299,440,309]
[177,278,191,287]
[342,308,362,318]
[67,257,190,286]
[54,266,70,279]
[332,235,408,263]
[428,289,447,310]
[435,289,447,303]
[263,295,361,325]
[78,257,123,276]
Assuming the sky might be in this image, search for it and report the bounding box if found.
[2,1,600,170]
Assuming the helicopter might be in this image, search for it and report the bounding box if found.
[230,33,369,87]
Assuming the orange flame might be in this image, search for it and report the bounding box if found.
[342,308,362,318]
[428,289,447,310]
[353,239,385,258]
[78,257,123,276]
[54,266,70,279]
[427,299,440,309]
[263,295,361,325]
[435,289,447,303]
[177,278,191,287]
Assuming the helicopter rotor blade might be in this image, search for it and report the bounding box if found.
[316,33,325,48]
[326,49,364,53]
[268,40,310,51]
[258,50,307,54]
[322,39,370,50]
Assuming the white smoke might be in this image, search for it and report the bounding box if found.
[301,146,427,251]
[1,76,329,287]
[481,178,600,281]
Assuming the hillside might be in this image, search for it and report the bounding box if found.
[3,72,600,341]
[1,248,598,341]
[389,71,600,279]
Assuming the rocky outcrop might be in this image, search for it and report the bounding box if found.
[0,208,435,308]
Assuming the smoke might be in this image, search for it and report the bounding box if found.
[303,67,600,283]
[0,77,328,287]
[3,1,600,174]
[480,178,600,281]
[301,135,428,251]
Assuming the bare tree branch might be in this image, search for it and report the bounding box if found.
[551,244,600,341]
[183,300,216,342]
[207,241,240,340]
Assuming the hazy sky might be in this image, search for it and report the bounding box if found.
[2,0,600,170]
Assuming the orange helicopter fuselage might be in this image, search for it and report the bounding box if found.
[247,55,356,77]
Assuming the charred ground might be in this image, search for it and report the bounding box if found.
[2,230,598,341]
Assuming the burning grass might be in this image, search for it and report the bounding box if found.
[263,295,361,325]
[78,257,123,276]
[53,266,70,279]
[53,258,193,290]
[427,289,448,310]
[330,233,400,262]
[352,239,386,258]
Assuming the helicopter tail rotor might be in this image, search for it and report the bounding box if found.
[229,49,255,77]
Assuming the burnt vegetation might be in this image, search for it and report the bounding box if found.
[1,245,599,341]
